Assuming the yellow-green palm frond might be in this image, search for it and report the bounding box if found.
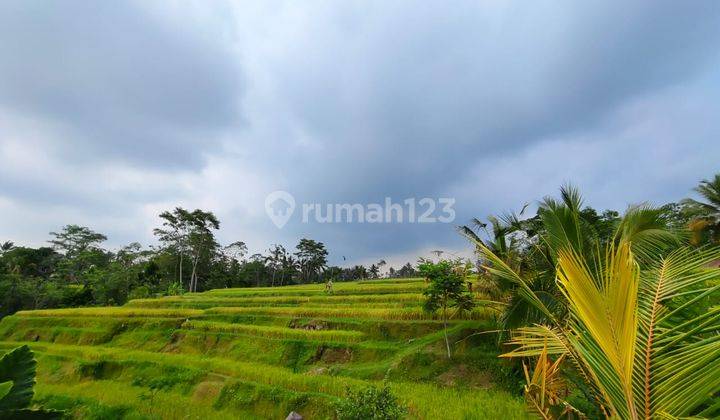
[502,325,571,358]
[556,241,639,418]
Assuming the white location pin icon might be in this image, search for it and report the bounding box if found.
[265,191,295,229]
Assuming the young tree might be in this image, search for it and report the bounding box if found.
[419,259,475,359]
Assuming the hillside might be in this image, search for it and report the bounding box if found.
[0,278,528,419]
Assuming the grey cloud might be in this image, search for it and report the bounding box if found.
[265,1,720,199]
[0,0,242,169]
[1,1,720,265]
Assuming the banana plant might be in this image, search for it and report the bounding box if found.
[0,345,62,419]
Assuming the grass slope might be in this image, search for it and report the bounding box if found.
[0,278,527,419]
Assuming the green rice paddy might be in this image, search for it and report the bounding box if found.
[0,278,528,419]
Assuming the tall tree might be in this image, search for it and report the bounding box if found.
[185,210,220,293]
[48,225,108,283]
[265,244,286,287]
[153,208,191,286]
[153,208,219,292]
[48,225,107,257]
[295,238,328,283]
[368,264,379,279]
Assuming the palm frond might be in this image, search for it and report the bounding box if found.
[556,242,639,418]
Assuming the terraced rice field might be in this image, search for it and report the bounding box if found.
[0,278,528,419]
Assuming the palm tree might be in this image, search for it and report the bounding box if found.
[477,237,720,418]
[682,174,720,244]
[461,186,679,335]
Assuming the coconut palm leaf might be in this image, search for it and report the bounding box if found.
[471,237,556,323]
[614,205,681,265]
[556,242,639,418]
[631,246,720,418]
[504,241,720,419]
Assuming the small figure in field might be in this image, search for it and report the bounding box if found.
[325,279,334,294]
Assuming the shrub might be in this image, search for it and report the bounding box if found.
[335,385,406,420]
[167,282,184,296]
[128,286,150,300]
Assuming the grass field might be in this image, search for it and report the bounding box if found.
[0,278,528,419]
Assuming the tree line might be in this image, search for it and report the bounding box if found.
[0,207,417,318]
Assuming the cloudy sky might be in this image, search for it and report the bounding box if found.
[1,1,719,267]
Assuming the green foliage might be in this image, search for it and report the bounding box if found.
[419,260,474,315]
[0,345,62,418]
[0,345,36,411]
[127,286,150,300]
[335,385,406,420]
[295,238,328,283]
[419,259,475,358]
[166,281,184,296]
[682,173,720,244]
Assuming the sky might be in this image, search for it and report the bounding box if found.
[1,1,719,267]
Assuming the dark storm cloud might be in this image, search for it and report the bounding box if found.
[1,1,720,263]
[227,1,720,262]
[0,0,242,169]
[263,1,720,199]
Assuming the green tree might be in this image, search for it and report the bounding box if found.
[48,225,107,257]
[154,208,192,287]
[419,259,475,359]
[461,185,679,338]
[154,208,220,292]
[682,173,720,244]
[295,238,328,283]
[265,244,286,287]
[48,225,108,283]
[184,210,220,292]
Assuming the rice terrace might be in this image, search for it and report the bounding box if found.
[0,279,528,419]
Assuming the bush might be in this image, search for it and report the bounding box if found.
[167,282,184,296]
[335,385,406,420]
[128,286,150,300]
